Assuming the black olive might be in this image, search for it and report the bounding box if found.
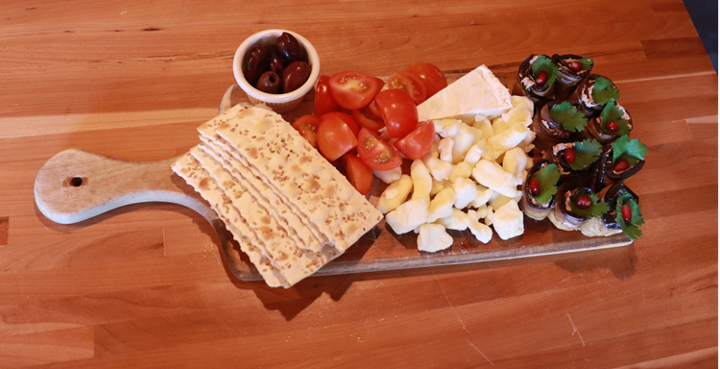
[275,32,305,66]
[244,44,270,85]
[256,71,281,94]
[281,61,311,93]
[269,49,284,77]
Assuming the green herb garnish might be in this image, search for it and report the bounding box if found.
[549,102,588,132]
[532,164,561,203]
[578,56,593,71]
[592,76,619,104]
[570,192,610,219]
[567,139,602,171]
[600,101,632,136]
[612,134,648,165]
[615,193,644,240]
[531,55,559,86]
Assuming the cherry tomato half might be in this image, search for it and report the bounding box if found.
[400,70,428,105]
[351,106,385,133]
[291,114,322,148]
[392,120,435,160]
[404,62,447,98]
[314,75,342,117]
[329,71,381,110]
[374,89,419,138]
[381,72,416,99]
[320,111,359,137]
[317,115,358,162]
[342,154,374,196]
[356,128,402,171]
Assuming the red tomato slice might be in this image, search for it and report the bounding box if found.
[329,71,381,110]
[342,154,374,196]
[367,99,382,118]
[374,89,419,138]
[381,72,416,98]
[400,70,428,105]
[404,62,447,97]
[392,120,434,160]
[317,115,358,162]
[291,114,322,148]
[314,75,342,117]
[356,128,402,171]
[320,111,359,136]
[351,106,385,132]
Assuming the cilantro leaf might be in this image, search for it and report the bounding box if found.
[612,134,648,163]
[570,192,610,219]
[615,193,644,240]
[549,102,588,132]
[531,55,559,87]
[568,139,602,170]
[578,56,593,71]
[592,76,619,104]
[600,102,632,136]
[531,163,561,203]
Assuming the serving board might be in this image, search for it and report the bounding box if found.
[34,70,632,282]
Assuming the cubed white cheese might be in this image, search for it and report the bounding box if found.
[373,166,402,184]
[452,177,477,209]
[429,179,446,196]
[464,144,484,165]
[427,187,456,222]
[492,116,510,135]
[511,95,534,113]
[473,205,491,219]
[385,198,429,235]
[518,130,537,153]
[502,147,528,185]
[433,119,461,138]
[466,216,493,243]
[438,137,454,162]
[376,174,413,214]
[502,104,533,128]
[472,118,494,140]
[472,160,519,198]
[449,162,473,182]
[417,224,454,253]
[491,200,524,240]
[452,123,479,163]
[424,156,454,181]
[437,208,469,231]
[410,159,433,202]
[488,123,529,153]
[470,185,494,208]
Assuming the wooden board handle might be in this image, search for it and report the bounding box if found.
[34,149,216,224]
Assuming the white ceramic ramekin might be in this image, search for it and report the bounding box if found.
[233,29,320,113]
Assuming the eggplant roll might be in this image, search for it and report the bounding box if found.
[548,183,593,231]
[570,74,619,119]
[597,182,639,231]
[552,54,592,101]
[593,144,645,189]
[545,142,596,178]
[520,159,555,220]
[580,102,633,145]
[530,101,574,152]
[517,54,555,110]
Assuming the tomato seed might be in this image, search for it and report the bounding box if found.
[606,120,619,132]
[570,61,582,72]
[621,204,632,222]
[529,177,541,194]
[536,70,548,85]
[614,159,630,173]
[564,148,576,164]
[575,194,592,209]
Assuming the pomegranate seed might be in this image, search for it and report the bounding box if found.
[614,159,630,173]
[575,194,592,209]
[621,204,632,222]
[536,70,548,85]
[564,148,576,164]
[569,61,582,72]
[606,120,619,132]
[529,177,541,194]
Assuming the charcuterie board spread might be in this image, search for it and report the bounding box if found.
[35,43,645,288]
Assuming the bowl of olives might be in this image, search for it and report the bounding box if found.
[233,29,320,113]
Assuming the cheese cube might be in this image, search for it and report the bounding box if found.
[472,160,519,198]
[470,185,494,208]
[427,187,456,222]
[449,162,473,182]
[491,200,524,240]
[464,144,483,165]
[410,159,433,202]
[472,118,494,140]
[488,123,529,153]
[489,191,523,210]
[385,198,429,235]
[376,174,413,214]
[373,166,402,184]
[466,216,493,243]
[502,104,533,127]
[502,147,528,185]
[433,119,461,138]
[492,116,510,135]
[452,177,477,209]
[518,130,537,153]
[424,156,454,181]
[511,95,534,113]
[438,137,454,162]
[437,208,469,231]
[452,123,479,163]
[417,224,454,253]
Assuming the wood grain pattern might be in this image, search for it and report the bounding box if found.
[0,0,717,368]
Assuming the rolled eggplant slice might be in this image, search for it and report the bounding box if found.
[593,144,645,189]
[571,74,619,119]
[518,54,556,110]
[580,102,633,145]
[520,159,555,220]
[548,183,592,231]
[545,142,597,178]
[597,182,639,230]
[530,101,574,151]
[552,54,592,101]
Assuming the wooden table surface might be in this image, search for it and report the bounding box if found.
[1,1,717,368]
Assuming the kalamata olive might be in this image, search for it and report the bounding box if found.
[256,71,281,94]
[244,44,270,85]
[275,32,305,65]
[282,61,311,93]
[269,49,284,76]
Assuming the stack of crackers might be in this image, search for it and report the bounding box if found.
[172,103,383,288]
